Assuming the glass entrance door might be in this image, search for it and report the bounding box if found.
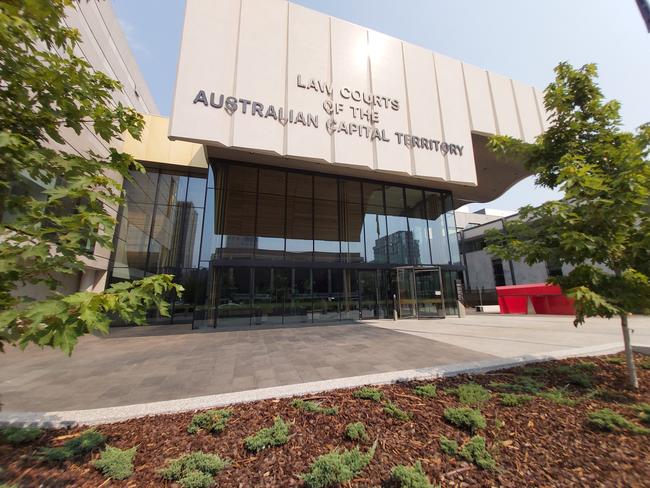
[414,267,445,318]
[395,266,445,319]
[396,267,417,318]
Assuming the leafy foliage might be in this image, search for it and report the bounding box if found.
[244,416,290,452]
[439,435,459,456]
[292,399,338,415]
[485,63,650,387]
[40,429,105,462]
[300,442,376,488]
[587,408,649,434]
[459,436,497,471]
[443,407,486,433]
[499,393,534,407]
[344,422,367,442]
[0,425,42,445]
[413,384,437,398]
[383,401,411,421]
[92,445,137,480]
[159,451,230,488]
[390,461,436,488]
[0,0,181,354]
[187,409,232,435]
[632,403,650,425]
[352,387,383,402]
[446,383,491,405]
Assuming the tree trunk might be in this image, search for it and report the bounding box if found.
[620,313,638,390]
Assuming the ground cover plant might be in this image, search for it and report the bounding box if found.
[1,354,649,487]
[92,445,137,480]
[445,383,491,405]
[187,409,232,434]
[353,387,383,402]
[587,408,649,435]
[458,436,497,471]
[344,422,368,442]
[413,384,437,398]
[390,460,437,488]
[244,416,290,452]
[160,452,230,488]
[39,429,105,462]
[292,399,338,415]
[383,401,411,421]
[443,407,486,433]
[0,426,42,445]
[300,442,376,488]
[499,393,534,407]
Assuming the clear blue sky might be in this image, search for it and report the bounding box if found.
[112,0,649,212]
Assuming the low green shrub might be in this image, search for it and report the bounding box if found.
[591,389,634,404]
[40,429,106,462]
[0,426,43,445]
[632,403,650,425]
[187,409,232,435]
[292,399,338,415]
[383,401,411,421]
[538,388,578,407]
[93,445,137,480]
[439,435,458,456]
[489,376,543,394]
[445,383,491,405]
[518,366,545,376]
[244,416,290,452]
[605,356,626,365]
[459,436,497,471]
[352,387,383,402]
[640,359,650,370]
[587,408,649,434]
[499,393,534,407]
[413,384,437,398]
[160,451,230,488]
[443,407,486,433]
[344,422,367,442]
[0,484,19,488]
[300,442,376,488]
[390,461,436,488]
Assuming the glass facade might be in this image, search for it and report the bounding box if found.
[108,161,462,327]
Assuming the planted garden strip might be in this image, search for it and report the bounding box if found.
[0,353,648,487]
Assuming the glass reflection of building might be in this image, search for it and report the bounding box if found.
[108,161,462,328]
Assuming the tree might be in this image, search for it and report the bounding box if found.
[0,0,182,354]
[485,62,650,389]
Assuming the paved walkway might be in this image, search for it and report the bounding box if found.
[1,314,648,414]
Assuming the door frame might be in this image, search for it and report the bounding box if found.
[395,266,445,319]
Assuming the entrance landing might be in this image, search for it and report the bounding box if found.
[0,323,492,412]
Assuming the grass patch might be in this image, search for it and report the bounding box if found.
[499,393,534,407]
[160,452,230,488]
[352,387,383,402]
[445,383,491,405]
[413,384,437,398]
[292,399,338,415]
[300,442,376,488]
[443,407,486,433]
[383,401,411,421]
[187,409,232,435]
[439,435,459,456]
[587,408,649,435]
[0,426,43,445]
[344,422,367,442]
[93,445,137,480]
[390,460,436,488]
[39,429,105,462]
[538,388,578,406]
[632,403,650,425]
[459,436,497,471]
[489,376,543,394]
[244,416,290,452]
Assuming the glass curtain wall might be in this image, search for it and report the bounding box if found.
[108,161,461,327]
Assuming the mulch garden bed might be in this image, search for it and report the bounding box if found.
[1,352,649,487]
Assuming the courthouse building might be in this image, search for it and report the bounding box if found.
[69,0,551,328]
